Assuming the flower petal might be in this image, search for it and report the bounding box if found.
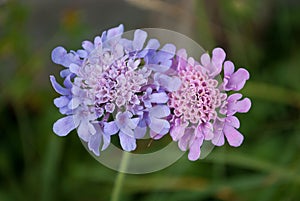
[225,68,250,91]
[60,69,71,78]
[102,132,111,151]
[227,94,252,116]
[200,53,210,66]
[106,24,124,40]
[212,118,225,146]
[196,122,213,140]
[145,39,160,51]
[170,125,185,141]
[224,61,235,77]
[146,63,170,72]
[212,47,226,65]
[53,116,76,136]
[88,130,102,156]
[77,49,88,58]
[161,44,176,56]
[54,96,70,108]
[223,124,244,147]
[134,125,147,139]
[50,76,70,96]
[149,105,170,118]
[69,63,80,74]
[103,121,119,135]
[51,46,67,66]
[225,116,240,128]
[126,117,139,130]
[119,131,136,151]
[149,117,170,134]
[63,75,73,89]
[133,29,147,50]
[154,73,181,92]
[77,122,91,142]
[150,92,169,103]
[178,127,193,151]
[188,136,203,161]
[82,40,94,52]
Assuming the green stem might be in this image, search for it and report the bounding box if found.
[110,151,130,201]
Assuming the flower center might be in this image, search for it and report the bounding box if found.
[78,46,150,114]
[168,65,223,124]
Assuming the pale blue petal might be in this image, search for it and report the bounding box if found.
[82,40,94,52]
[134,125,147,139]
[149,117,170,134]
[145,39,160,51]
[161,43,176,56]
[51,46,67,65]
[76,49,88,58]
[50,75,70,95]
[106,24,124,40]
[133,29,147,50]
[88,131,102,156]
[60,69,71,78]
[103,121,119,135]
[120,126,135,137]
[119,131,136,151]
[53,115,76,136]
[149,105,170,118]
[126,117,139,130]
[59,106,72,115]
[69,63,80,74]
[54,96,69,108]
[146,64,170,72]
[77,122,91,142]
[154,73,181,92]
[150,92,169,103]
[63,75,73,88]
[102,132,111,151]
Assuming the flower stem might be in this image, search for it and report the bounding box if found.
[110,151,130,201]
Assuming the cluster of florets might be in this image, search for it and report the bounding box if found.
[50,25,251,160]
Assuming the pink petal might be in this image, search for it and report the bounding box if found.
[212,47,226,65]
[188,136,203,161]
[170,125,186,141]
[226,68,250,91]
[235,98,251,113]
[178,128,193,151]
[224,61,235,77]
[200,53,210,66]
[212,118,225,146]
[225,116,240,128]
[223,125,244,147]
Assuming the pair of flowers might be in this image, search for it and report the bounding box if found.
[50,24,251,161]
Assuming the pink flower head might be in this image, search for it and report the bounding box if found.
[169,47,251,160]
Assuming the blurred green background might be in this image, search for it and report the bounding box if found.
[1,0,300,201]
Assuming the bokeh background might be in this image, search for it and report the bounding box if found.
[1,0,300,200]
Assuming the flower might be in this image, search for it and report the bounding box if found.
[50,25,179,156]
[168,47,251,161]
